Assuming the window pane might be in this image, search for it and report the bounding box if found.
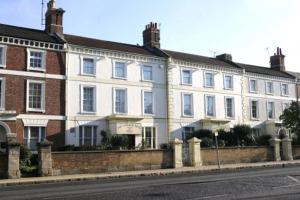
[0,47,3,65]
[29,83,42,109]
[267,102,274,119]
[266,82,273,93]
[282,84,288,95]
[183,94,192,115]
[225,76,233,89]
[182,70,191,84]
[250,80,256,91]
[115,62,126,78]
[83,58,95,75]
[144,91,153,114]
[115,89,126,113]
[30,51,43,68]
[143,66,153,80]
[226,98,233,117]
[83,87,95,112]
[206,96,215,116]
[205,73,214,87]
[25,127,45,151]
[251,101,258,118]
[145,127,152,148]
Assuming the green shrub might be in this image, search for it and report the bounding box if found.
[201,137,214,147]
[232,125,252,146]
[160,143,172,150]
[255,134,272,146]
[192,129,213,139]
[19,145,38,177]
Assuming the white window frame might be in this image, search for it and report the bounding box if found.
[249,78,258,93]
[142,126,157,149]
[26,80,45,112]
[205,95,216,117]
[27,48,46,72]
[141,65,153,82]
[266,101,275,120]
[265,81,274,95]
[0,77,5,110]
[80,56,97,76]
[204,71,215,88]
[113,88,128,114]
[24,126,46,151]
[0,45,7,68]
[281,83,289,96]
[223,74,233,90]
[182,93,193,117]
[250,99,259,120]
[181,68,193,85]
[142,90,154,115]
[80,85,97,114]
[113,61,128,79]
[224,96,235,119]
[79,125,98,146]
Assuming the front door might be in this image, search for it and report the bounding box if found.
[127,135,135,149]
[0,124,7,152]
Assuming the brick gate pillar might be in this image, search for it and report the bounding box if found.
[188,137,202,167]
[282,137,293,161]
[269,138,281,161]
[6,133,21,179]
[38,141,53,176]
[172,138,183,168]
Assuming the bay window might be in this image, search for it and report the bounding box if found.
[24,127,45,151]
[79,126,97,146]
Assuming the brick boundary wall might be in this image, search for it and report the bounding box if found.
[0,153,7,179]
[51,150,173,175]
[201,146,273,165]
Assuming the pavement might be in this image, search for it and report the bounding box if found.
[1,160,300,187]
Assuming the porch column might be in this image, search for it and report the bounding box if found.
[282,138,293,161]
[6,133,21,179]
[269,138,281,161]
[172,138,183,168]
[38,141,53,176]
[188,137,202,167]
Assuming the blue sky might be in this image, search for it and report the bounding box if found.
[0,0,299,72]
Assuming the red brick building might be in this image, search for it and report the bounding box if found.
[0,1,66,151]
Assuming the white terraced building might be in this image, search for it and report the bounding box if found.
[62,22,298,148]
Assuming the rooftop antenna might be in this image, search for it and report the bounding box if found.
[265,47,270,56]
[209,50,219,57]
[41,0,45,28]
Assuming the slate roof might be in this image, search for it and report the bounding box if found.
[0,23,63,44]
[64,34,164,57]
[288,71,300,79]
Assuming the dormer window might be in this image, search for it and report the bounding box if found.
[27,49,46,72]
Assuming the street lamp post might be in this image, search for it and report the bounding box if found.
[214,131,220,169]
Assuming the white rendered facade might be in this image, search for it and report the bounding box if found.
[65,45,168,148]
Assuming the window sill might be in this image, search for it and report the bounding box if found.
[265,93,274,95]
[80,73,96,77]
[143,113,155,117]
[249,91,258,94]
[224,88,233,90]
[27,109,45,113]
[27,68,46,72]
[141,79,154,83]
[181,83,193,86]
[182,115,194,118]
[0,65,6,68]
[80,111,97,115]
[250,118,260,121]
[113,76,127,80]
[281,94,289,97]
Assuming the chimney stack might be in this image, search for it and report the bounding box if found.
[45,0,65,36]
[270,47,285,71]
[143,22,160,49]
[216,53,232,62]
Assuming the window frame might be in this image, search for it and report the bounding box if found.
[205,94,216,117]
[142,65,154,82]
[223,74,234,90]
[224,96,235,119]
[281,83,289,96]
[80,85,97,114]
[80,56,97,76]
[250,99,259,120]
[26,80,45,113]
[0,45,7,68]
[113,88,128,114]
[142,90,154,115]
[204,71,215,88]
[113,61,127,79]
[181,68,193,85]
[142,126,157,149]
[182,92,194,117]
[266,101,275,120]
[249,78,258,93]
[27,48,46,72]
[79,125,98,146]
[282,102,290,112]
[23,126,46,151]
[265,81,274,95]
[0,77,5,110]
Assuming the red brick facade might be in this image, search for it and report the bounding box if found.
[0,44,65,149]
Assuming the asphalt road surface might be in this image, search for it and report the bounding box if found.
[2,166,300,200]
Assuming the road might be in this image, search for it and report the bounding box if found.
[1,166,300,199]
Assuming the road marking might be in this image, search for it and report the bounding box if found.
[186,194,229,200]
[287,176,300,183]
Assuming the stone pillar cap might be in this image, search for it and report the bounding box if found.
[188,137,202,143]
[173,138,183,144]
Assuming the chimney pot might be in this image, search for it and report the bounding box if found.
[270,47,285,71]
[45,0,65,36]
[143,22,161,49]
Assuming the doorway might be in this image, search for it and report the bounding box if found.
[0,122,10,152]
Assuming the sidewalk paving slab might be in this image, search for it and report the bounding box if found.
[1,160,300,186]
